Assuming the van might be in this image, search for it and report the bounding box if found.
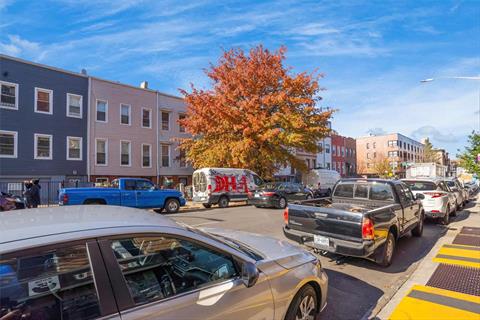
[192,168,264,208]
[303,169,341,196]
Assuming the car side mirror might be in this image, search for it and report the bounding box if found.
[416,193,425,200]
[241,261,259,288]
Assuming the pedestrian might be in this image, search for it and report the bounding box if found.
[30,179,41,208]
[23,181,33,208]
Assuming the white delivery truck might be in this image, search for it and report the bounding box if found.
[406,163,447,179]
[303,169,341,196]
[192,168,264,208]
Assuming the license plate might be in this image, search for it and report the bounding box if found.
[313,235,329,247]
[254,194,260,198]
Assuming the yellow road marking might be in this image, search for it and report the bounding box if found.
[433,245,480,268]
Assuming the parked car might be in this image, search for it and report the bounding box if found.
[402,178,457,225]
[464,182,479,198]
[303,169,341,196]
[248,182,314,209]
[283,179,424,267]
[0,206,328,320]
[0,192,26,211]
[445,178,467,209]
[192,168,263,208]
[59,178,186,213]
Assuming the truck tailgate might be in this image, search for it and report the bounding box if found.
[287,202,367,242]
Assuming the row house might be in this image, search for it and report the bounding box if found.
[0,55,88,183]
[331,134,357,177]
[356,133,424,178]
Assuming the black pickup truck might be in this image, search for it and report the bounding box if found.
[283,179,425,266]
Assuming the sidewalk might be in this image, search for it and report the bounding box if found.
[376,198,480,319]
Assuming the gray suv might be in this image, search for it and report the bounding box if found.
[0,205,327,320]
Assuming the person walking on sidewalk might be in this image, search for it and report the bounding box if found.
[29,179,41,208]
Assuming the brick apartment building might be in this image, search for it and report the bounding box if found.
[331,134,357,177]
[356,133,424,178]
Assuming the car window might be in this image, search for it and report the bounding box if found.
[333,183,354,198]
[399,184,414,202]
[110,236,238,307]
[370,183,394,201]
[439,182,449,192]
[136,180,154,190]
[124,180,136,190]
[252,175,263,186]
[292,184,303,192]
[403,181,436,191]
[277,183,287,191]
[354,184,369,198]
[0,244,101,320]
[111,179,119,189]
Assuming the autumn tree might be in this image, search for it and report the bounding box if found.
[422,138,440,163]
[372,155,397,178]
[458,131,480,176]
[179,46,333,178]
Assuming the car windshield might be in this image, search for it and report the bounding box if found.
[403,181,437,191]
[446,181,456,188]
[259,182,280,190]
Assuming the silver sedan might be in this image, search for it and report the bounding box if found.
[0,205,328,320]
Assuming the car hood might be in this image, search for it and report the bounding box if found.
[201,228,316,269]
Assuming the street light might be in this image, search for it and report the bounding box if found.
[420,76,480,131]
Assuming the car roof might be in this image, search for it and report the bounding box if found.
[402,178,443,183]
[0,205,182,248]
[338,178,400,184]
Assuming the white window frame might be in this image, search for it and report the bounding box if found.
[120,140,131,167]
[0,81,19,110]
[96,99,108,123]
[178,113,186,133]
[141,107,152,128]
[120,103,131,126]
[66,136,83,161]
[34,133,53,160]
[95,138,108,166]
[160,144,170,167]
[0,130,18,158]
[34,87,53,115]
[161,111,170,131]
[66,93,83,118]
[141,143,152,168]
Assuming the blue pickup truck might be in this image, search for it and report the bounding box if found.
[58,178,186,213]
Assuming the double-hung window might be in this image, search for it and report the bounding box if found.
[0,81,18,109]
[161,144,170,167]
[67,136,82,160]
[161,112,169,130]
[120,140,131,166]
[142,143,151,168]
[178,113,186,132]
[0,130,17,158]
[35,88,53,114]
[95,138,108,165]
[67,93,83,118]
[142,108,152,128]
[120,104,131,125]
[179,149,187,167]
[34,134,52,160]
[96,100,108,122]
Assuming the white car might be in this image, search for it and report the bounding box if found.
[445,178,467,209]
[402,178,456,225]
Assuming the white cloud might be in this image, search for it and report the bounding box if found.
[0,35,43,60]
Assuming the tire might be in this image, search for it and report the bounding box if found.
[412,213,424,237]
[164,198,180,213]
[326,189,332,196]
[284,284,318,320]
[378,232,395,267]
[450,205,457,217]
[153,208,164,214]
[277,197,287,209]
[441,209,450,225]
[218,196,229,208]
[202,203,212,209]
[306,194,313,200]
[83,199,106,205]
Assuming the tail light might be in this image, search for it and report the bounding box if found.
[207,185,212,195]
[431,210,440,213]
[362,217,374,240]
[424,192,443,198]
[62,194,69,205]
[262,191,276,197]
[283,207,289,225]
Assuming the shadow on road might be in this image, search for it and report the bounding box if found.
[320,269,384,320]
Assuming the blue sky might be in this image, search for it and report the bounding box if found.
[1,0,479,156]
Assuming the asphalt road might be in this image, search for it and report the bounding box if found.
[168,202,476,320]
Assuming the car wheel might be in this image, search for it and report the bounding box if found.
[277,197,287,209]
[412,213,424,237]
[306,194,313,200]
[153,208,163,214]
[285,284,318,320]
[441,210,450,225]
[218,196,229,208]
[165,199,180,213]
[378,232,395,267]
[202,203,212,209]
[450,204,457,217]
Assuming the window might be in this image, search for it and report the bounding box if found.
[161,112,169,130]
[110,236,238,306]
[34,134,52,159]
[334,183,354,198]
[366,143,370,149]
[326,162,330,169]
[34,88,53,114]
[95,177,109,186]
[325,144,330,153]
[313,159,317,169]
[332,146,336,155]
[142,108,152,128]
[373,152,377,158]
[142,143,151,168]
[96,100,108,122]
[306,159,310,169]
[0,244,101,320]
[178,114,186,132]
[179,149,187,168]
[161,144,170,167]
[370,183,394,201]
[67,93,82,118]
[373,142,376,149]
[367,153,371,159]
[0,81,18,109]
[0,130,17,158]
[136,179,155,190]
[67,136,82,160]
[95,138,107,165]
[120,140,131,166]
[120,104,131,125]
[403,180,437,191]
[354,184,369,198]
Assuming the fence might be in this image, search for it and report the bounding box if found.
[0,180,94,206]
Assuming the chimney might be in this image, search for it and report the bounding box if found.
[81,68,87,75]
[140,81,148,89]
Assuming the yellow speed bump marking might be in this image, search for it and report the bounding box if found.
[389,285,480,320]
[433,245,480,268]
